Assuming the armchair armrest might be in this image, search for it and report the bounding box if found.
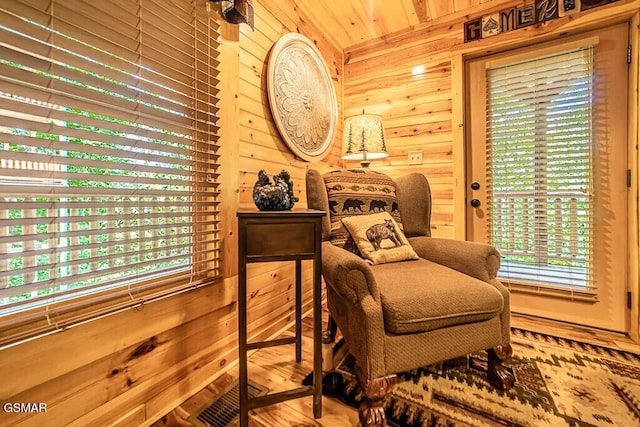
[321,241,387,379]
[321,241,380,304]
[408,236,501,283]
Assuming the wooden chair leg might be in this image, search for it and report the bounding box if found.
[355,364,396,427]
[487,343,515,391]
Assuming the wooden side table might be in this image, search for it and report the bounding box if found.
[236,209,325,426]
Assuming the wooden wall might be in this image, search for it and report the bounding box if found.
[236,0,344,209]
[343,0,640,336]
[2,1,638,426]
[343,0,640,241]
[343,14,460,239]
[0,1,342,425]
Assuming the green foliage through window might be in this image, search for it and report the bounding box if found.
[486,47,594,289]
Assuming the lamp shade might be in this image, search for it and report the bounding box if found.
[342,111,388,167]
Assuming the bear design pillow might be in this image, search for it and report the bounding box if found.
[341,212,419,265]
[323,169,403,253]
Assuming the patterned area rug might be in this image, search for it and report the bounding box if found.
[331,328,640,426]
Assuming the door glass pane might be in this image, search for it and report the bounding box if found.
[486,47,594,291]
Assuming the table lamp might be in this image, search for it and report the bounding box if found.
[342,110,388,168]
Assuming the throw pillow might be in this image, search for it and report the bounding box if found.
[323,169,402,252]
[341,212,418,265]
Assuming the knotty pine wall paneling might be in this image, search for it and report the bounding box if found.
[343,0,640,242]
[234,0,344,389]
[4,3,638,426]
[238,0,343,208]
[0,2,343,426]
[343,0,640,341]
[344,30,457,238]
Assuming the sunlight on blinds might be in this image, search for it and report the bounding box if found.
[486,46,595,295]
[0,0,221,328]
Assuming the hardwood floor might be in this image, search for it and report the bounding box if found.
[152,311,357,427]
[510,312,640,355]
[152,311,640,427]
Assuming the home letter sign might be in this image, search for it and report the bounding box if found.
[464,0,617,42]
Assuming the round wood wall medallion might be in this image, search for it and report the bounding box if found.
[267,33,337,162]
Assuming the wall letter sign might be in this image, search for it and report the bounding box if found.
[464,0,617,42]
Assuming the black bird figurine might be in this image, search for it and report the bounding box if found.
[252,169,298,211]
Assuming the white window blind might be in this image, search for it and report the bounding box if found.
[486,46,595,296]
[0,0,220,345]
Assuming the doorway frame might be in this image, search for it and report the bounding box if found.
[450,7,640,342]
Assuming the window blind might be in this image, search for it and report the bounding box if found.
[0,0,221,345]
[485,46,595,297]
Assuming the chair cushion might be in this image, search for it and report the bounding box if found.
[371,258,504,334]
[341,212,418,265]
[323,169,403,252]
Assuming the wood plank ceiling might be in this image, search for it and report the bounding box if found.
[294,0,501,49]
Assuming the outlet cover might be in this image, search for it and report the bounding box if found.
[408,150,423,165]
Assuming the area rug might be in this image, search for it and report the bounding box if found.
[330,328,640,426]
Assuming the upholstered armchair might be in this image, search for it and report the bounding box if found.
[306,169,514,427]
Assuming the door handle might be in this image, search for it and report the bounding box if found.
[470,199,481,208]
[470,181,480,190]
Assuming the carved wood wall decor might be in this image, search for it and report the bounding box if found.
[464,0,619,43]
[267,33,338,162]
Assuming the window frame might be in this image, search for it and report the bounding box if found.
[0,0,221,347]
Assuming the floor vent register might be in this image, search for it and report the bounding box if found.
[189,380,269,427]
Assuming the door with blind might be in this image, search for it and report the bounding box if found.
[465,24,629,332]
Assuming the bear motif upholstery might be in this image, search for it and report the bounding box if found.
[306,169,515,427]
[366,219,400,249]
